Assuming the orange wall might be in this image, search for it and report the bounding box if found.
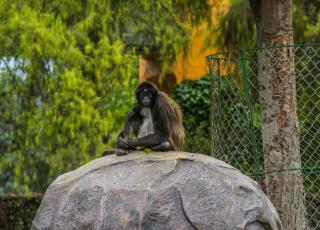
[172,1,229,82]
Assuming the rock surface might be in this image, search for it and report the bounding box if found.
[32,151,282,230]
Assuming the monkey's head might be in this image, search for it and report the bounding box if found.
[136,82,158,107]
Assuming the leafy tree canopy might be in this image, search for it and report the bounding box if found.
[212,0,320,50]
[0,0,211,193]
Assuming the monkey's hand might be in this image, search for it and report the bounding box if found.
[118,136,130,150]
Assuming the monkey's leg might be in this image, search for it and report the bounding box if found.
[151,141,174,151]
[128,134,164,149]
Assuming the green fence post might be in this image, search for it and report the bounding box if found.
[209,58,216,157]
[239,50,260,182]
[210,58,220,158]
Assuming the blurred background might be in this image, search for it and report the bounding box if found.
[1,0,320,194]
[0,0,320,228]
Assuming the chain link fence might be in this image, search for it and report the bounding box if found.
[206,45,320,229]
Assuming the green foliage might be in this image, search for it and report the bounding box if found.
[0,193,43,230]
[0,0,138,193]
[143,148,152,153]
[183,122,212,155]
[0,0,211,193]
[172,75,259,156]
[294,0,320,43]
[117,0,211,73]
[172,76,211,154]
[213,0,320,50]
[208,0,256,50]
[172,75,211,134]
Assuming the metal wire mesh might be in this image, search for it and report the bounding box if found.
[206,45,320,229]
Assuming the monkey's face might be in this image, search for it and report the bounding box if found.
[136,82,158,107]
[138,88,154,107]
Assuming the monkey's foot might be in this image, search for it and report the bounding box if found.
[115,149,129,156]
[102,149,116,156]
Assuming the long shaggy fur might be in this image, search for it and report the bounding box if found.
[137,82,185,151]
[156,92,185,150]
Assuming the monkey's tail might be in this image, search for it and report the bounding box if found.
[102,149,129,156]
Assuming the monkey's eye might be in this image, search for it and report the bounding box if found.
[147,91,153,98]
[138,92,146,101]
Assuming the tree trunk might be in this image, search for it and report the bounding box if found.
[249,0,306,229]
[139,55,161,83]
[139,55,177,93]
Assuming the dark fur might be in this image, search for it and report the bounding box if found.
[152,89,185,150]
[103,82,185,155]
[103,81,184,156]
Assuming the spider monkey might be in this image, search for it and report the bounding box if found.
[103,81,185,156]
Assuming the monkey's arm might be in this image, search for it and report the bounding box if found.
[117,107,142,150]
[127,133,166,148]
[122,106,143,137]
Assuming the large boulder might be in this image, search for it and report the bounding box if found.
[32,152,282,230]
